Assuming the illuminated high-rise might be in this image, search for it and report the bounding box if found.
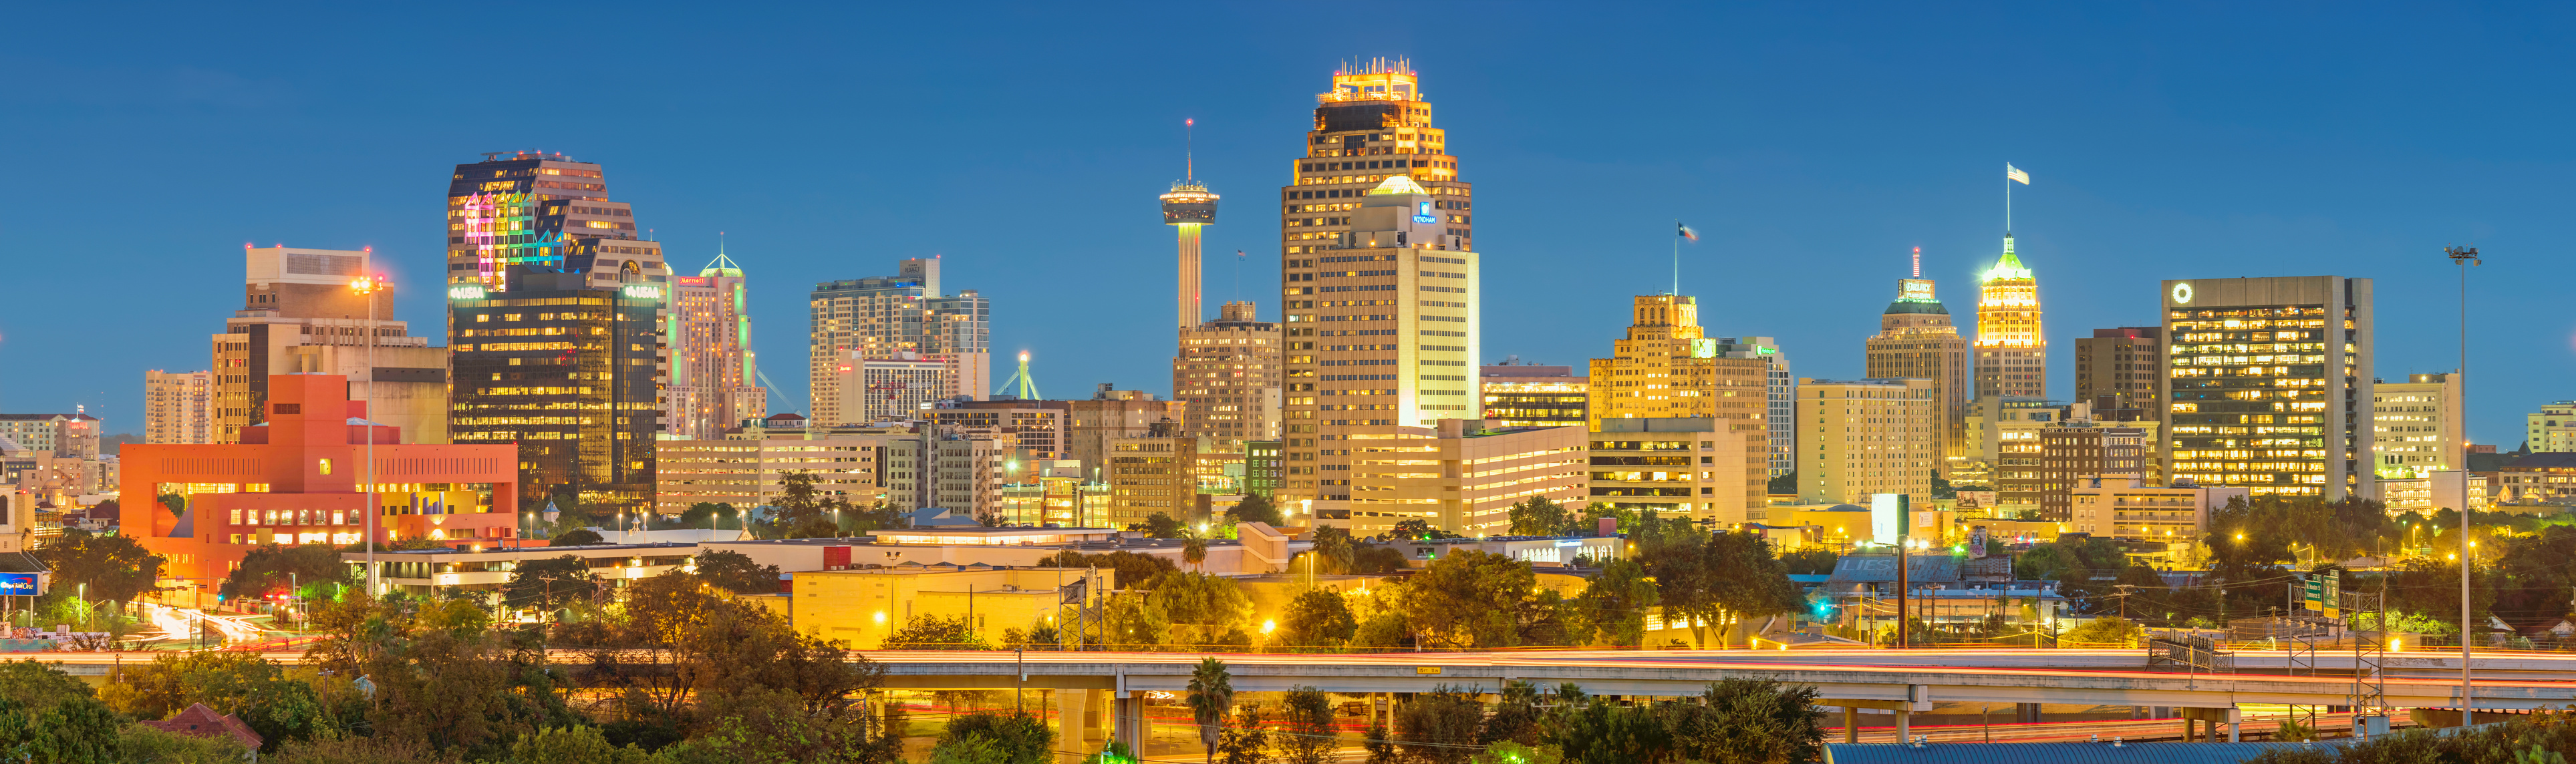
[2160,276,2375,500]
[809,258,990,426]
[1175,301,1282,445]
[668,250,766,438]
[1974,235,2046,400]
[1276,59,1479,514]
[1864,248,1971,460]
[1586,295,1771,522]
[443,152,670,510]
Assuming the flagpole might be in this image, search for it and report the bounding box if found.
[2005,164,2013,235]
[1673,221,1681,296]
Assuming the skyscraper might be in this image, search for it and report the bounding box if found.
[1796,377,1937,507]
[1586,295,1771,519]
[444,151,662,292]
[1707,337,1796,478]
[809,258,990,426]
[444,152,670,510]
[2073,327,2164,419]
[668,250,766,438]
[1174,301,1282,445]
[1974,235,2046,400]
[144,370,215,445]
[1275,59,1478,508]
[1864,249,1970,460]
[215,245,446,445]
[2160,276,2375,500]
[448,266,665,509]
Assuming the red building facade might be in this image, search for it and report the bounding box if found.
[125,374,521,600]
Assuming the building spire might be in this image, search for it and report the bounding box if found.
[700,232,744,276]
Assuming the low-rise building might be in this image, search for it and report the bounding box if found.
[127,373,521,602]
[654,432,890,514]
[1479,362,1587,429]
[2066,478,2248,557]
[2495,453,2576,505]
[350,542,704,601]
[1316,420,1586,538]
[1587,418,1759,524]
[787,565,1110,648]
[2527,402,2576,454]
[2380,473,2490,514]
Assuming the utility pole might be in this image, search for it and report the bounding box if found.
[2114,584,2136,622]
[2446,244,2480,724]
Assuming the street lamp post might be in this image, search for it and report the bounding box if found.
[351,275,386,598]
[2445,245,2479,723]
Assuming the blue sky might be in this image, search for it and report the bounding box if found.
[3,3,2569,447]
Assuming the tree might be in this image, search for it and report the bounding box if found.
[1147,572,1253,648]
[678,502,743,530]
[1040,550,1178,589]
[1140,512,1185,539]
[1401,549,1564,648]
[1352,545,1411,574]
[694,549,782,595]
[0,660,124,761]
[551,528,606,546]
[940,711,1052,764]
[1480,680,1544,746]
[501,725,657,764]
[2063,616,2143,646]
[1310,526,1358,574]
[158,494,188,517]
[1387,518,1459,540]
[1230,494,1285,528]
[1571,558,1658,647]
[1278,589,1356,647]
[1635,520,1805,648]
[35,528,164,602]
[1276,687,1338,764]
[1393,686,1483,764]
[218,542,353,602]
[760,471,852,539]
[1779,549,1838,576]
[1216,705,1270,764]
[1183,536,1208,572]
[884,615,992,650]
[1669,679,1825,764]
[1507,496,1571,536]
[1765,471,1797,495]
[501,555,599,614]
[1186,658,1234,764]
[99,650,338,749]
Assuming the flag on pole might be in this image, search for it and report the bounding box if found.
[2006,164,2030,185]
[1677,223,1699,242]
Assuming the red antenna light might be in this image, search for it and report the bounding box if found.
[1910,246,1921,278]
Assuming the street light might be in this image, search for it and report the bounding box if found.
[351,274,387,598]
[2446,244,2480,724]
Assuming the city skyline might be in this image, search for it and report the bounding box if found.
[7,6,2573,449]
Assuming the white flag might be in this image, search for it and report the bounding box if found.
[2006,164,2030,185]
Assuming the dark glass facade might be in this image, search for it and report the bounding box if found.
[448,272,664,509]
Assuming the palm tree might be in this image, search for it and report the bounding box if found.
[1186,656,1234,764]
[1183,536,1208,572]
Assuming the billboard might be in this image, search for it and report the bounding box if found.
[1869,494,1909,545]
[0,573,39,596]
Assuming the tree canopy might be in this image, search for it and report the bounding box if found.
[37,528,163,602]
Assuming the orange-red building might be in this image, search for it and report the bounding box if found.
[124,373,523,600]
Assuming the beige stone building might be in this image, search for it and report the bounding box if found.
[1796,378,1936,508]
[1585,295,1769,504]
[1065,387,1187,480]
[1275,61,1479,507]
[1586,418,1759,524]
[144,370,216,445]
[1315,420,1584,537]
[1104,431,1209,527]
[2372,372,2463,478]
[1174,301,1282,447]
[654,433,891,514]
[1862,257,1970,459]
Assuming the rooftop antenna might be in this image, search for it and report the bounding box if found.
[1185,118,1195,182]
[1912,246,1922,278]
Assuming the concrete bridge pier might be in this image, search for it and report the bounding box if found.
[1057,689,1087,764]
[2176,707,2241,742]
[1826,690,1930,744]
[1111,691,1145,756]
